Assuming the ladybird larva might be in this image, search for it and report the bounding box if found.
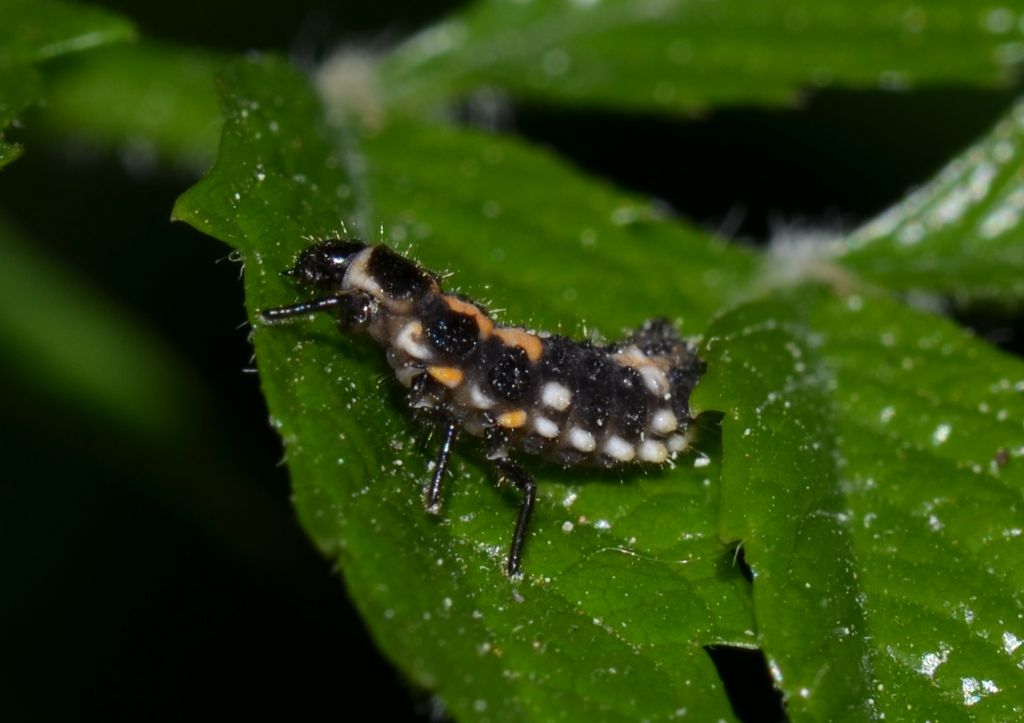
[261,240,703,575]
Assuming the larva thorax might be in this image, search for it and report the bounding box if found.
[280,240,702,468]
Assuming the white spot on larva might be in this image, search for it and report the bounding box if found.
[569,427,596,452]
[639,440,668,463]
[469,384,496,409]
[603,435,635,462]
[561,520,574,532]
[651,409,678,434]
[613,346,671,395]
[344,247,382,296]
[534,416,559,438]
[639,366,669,395]
[932,423,952,445]
[667,434,688,453]
[541,381,572,411]
[395,321,432,360]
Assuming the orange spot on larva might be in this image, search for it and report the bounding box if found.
[493,328,543,362]
[496,410,528,429]
[444,295,494,336]
[427,366,464,388]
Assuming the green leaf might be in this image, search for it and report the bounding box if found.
[360,119,757,335]
[39,43,222,172]
[0,0,135,65]
[693,296,872,717]
[0,0,135,167]
[0,64,37,167]
[178,32,1024,718]
[378,0,1024,115]
[840,97,1024,310]
[176,55,761,720]
[693,288,1024,719]
[0,144,20,166]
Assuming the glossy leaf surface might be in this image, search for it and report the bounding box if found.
[695,289,1024,719]
[379,0,1024,114]
[842,98,1024,310]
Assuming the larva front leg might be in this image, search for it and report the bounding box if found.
[426,419,458,514]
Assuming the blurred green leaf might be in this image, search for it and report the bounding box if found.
[176,55,761,721]
[40,43,223,172]
[0,0,135,167]
[0,145,19,166]
[0,65,37,166]
[0,216,189,437]
[0,0,135,65]
[840,97,1024,310]
[0,213,350,592]
[694,289,1024,719]
[377,0,1024,115]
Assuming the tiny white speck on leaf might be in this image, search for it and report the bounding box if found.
[932,423,952,445]
[1002,631,1022,654]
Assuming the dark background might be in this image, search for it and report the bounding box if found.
[2,2,1021,720]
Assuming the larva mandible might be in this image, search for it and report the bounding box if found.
[260,240,703,575]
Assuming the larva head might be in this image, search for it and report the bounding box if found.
[287,239,367,292]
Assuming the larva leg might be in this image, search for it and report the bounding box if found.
[492,458,536,576]
[259,295,343,322]
[259,291,373,331]
[426,420,458,513]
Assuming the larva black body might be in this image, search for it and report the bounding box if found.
[261,240,703,575]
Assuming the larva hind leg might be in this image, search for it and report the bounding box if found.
[492,458,537,577]
[406,374,458,513]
